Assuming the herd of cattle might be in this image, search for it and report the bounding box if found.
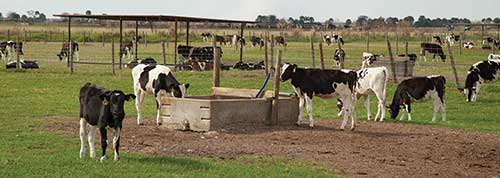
[77,46,500,162]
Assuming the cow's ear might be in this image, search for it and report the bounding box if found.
[184,83,190,89]
[125,94,136,101]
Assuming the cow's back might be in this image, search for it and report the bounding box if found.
[132,64,172,93]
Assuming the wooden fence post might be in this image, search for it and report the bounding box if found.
[319,43,325,69]
[366,29,370,52]
[446,41,460,89]
[7,29,10,41]
[162,40,166,65]
[310,32,315,68]
[264,32,269,74]
[112,36,115,75]
[102,31,105,47]
[270,34,275,69]
[337,37,344,69]
[386,33,398,83]
[213,40,221,88]
[271,49,282,125]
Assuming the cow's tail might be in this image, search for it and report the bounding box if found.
[382,67,389,99]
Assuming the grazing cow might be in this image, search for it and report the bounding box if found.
[432,35,443,45]
[361,52,384,68]
[333,49,345,66]
[323,35,332,46]
[483,36,495,45]
[446,33,460,46]
[338,67,388,121]
[250,36,264,47]
[214,35,226,46]
[332,34,345,45]
[273,36,287,46]
[420,43,446,62]
[79,83,135,161]
[231,35,246,48]
[132,64,190,125]
[463,41,474,49]
[57,41,80,62]
[6,60,40,69]
[120,41,134,60]
[201,33,212,42]
[280,63,358,130]
[388,75,446,122]
[177,45,223,66]
[463,59,500,102]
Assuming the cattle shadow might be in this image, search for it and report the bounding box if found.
[127,155,212,170]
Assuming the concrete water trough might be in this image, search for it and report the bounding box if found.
[160,87,299,132]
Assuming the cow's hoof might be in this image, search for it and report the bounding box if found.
[100,156,107,162]
[79,151,85,159]
[157,123,162,126]
[350,127,356,131]
[138,123,144,126]
[340,128,345,131]
[114,156,120,161]
[308,125,314,129]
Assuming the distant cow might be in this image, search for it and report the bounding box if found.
[323,35,332,46]
[432,35,443,45]
[446,33,460,46]
[333,49,345,66]
[361,52,384,68]
[231,35,246,48]
[280,63,358,130]
[5,41,24,61]
[463,59,500,102]
[0,41,8,61]
[233,61,265,70]
[214,35,226,46]
[201,33,212,42]
[5,60,40,69]
[420,43,446,62]
[463,41,474,49]
[483,36,495,45]
[120,41,134,60]
[273,36,287,46]
[338,67,388,122]
[57,41,79,62]
[388,75,446,122]
[332,34,344,45]
[250,36,264,47]
[79,83,135,161]
[132,64,189,125]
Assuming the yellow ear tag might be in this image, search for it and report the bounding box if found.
[102,98,109,105]
[293,68,296,73]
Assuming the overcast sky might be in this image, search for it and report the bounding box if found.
[1,0,498,22]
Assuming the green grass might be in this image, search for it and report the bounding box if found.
[0,37,499,177]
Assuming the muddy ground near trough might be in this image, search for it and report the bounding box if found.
[45,118,500,178]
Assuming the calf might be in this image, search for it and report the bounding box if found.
[120,41,134,60]
[333,49,345,66]
[132,64,189,125]
[233,61,265,70]
[0,41,8,61]
[273,36,287,46]
[388,75,446,122]
[446,33,460,46]
[214,35,226,46]
[323,35,332,46]
[57,41,79,62]
[250,36,264,48]
[79,83,135,161]
[280,63,358,130]
[332,34,344,45]
[361,52,384,68]
[463,41,474,49]
[338,67,388,121]
[6,41,24,61]
[483,36,494,45]
[6,60,39,69]
[420,43,446,62]
[463,59,500,102]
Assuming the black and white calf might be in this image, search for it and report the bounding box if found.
[5,41,24,61]
[463,59,500,102]
[120,41,134,60]
[333,49,345,66]
[446,33,460,46]
[273,36,287,46]
[338,67,388,121]
[463,41,474,49]
[250,36,264,47]
[0,41,8,61]
[79,83,135,161]
[361,52,384,68]
[432,35,443,45]
[388,75,446,122]
[57,41,79,61]
[201,33,212,42]
[214,35,227,46]
[323,35,332,46]
[420,43,446,62]
[280,63,358,130]
[332,34,344,45]
[132,64,189,125]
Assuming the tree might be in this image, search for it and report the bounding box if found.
[7,12,20,21]
[385,17,399,26]
[356,15,369,27]
[345,19,352,28]
[85,10,92,15]
[0,12,3,20]
[403,16,414,24]
[38,13,47,22]
[494,18,500,24]
[21,15,28,22]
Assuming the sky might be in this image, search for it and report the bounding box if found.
[1,0,499,22]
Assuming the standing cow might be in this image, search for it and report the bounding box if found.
[280,63,358,130]
[420,43,446,62]
[132,64,190,125]
[463,59,500,102]
[388,75,446,122]
[79,83,135,162]
[57,41,79,62]
[120,41,134,60]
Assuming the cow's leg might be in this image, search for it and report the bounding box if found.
[295,89,305,126]
[304,94,314,128]
[349,98,357,131]
[432,95,440,122]
[135,90,145,125]
[155,93,163,125]
[364,96,371,121]
[375,91,386,122]
[87,125,96,159]
[79,118,87,158]
[340,97,350,130]
[473,81,481,102]
[399,105,406,121]
[74,51,80,62]
[99,127,108,162]
[406,104,412,121]
[441,100,446,121]
[113,127,121,161]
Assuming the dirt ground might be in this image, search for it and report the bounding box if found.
[46,118,500,178]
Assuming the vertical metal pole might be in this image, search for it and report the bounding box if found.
[162,41,166,65]
[239,23,245,62]
[68,17,73,72]
[264,32,269,74]
[119,19,123,69]
[186,21,190,46]
[319,43,325,69]
[102,31,105,47]
[112,36,115,75]
[7,29,10,41]
[270,35,274,69]
[396,29,399,55]
[135,20,139,59]
[366,29,370,52]
[174,20,178,71]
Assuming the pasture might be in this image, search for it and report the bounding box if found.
[1,27,500,177]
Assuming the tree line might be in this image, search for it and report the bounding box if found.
[256,15,500,29]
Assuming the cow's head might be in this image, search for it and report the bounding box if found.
[172,83,190,98]
[439,54,446,62]
[280,63,297,82]
[100,90,136,127]
[464,71,480,102]
[388,103,401,119]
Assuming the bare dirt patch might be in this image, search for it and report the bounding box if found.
[45,118,500,178]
